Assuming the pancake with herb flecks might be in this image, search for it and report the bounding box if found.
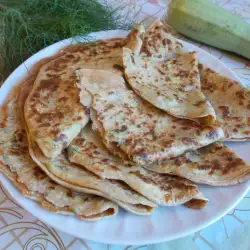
[146,142,250,186]
[123,48,215,124]
[24,25,145,158]
[76,69,225,165]
[68,124,208,207]
[141,19,183,60]
[0,85,118,221]
[201,66,250,140]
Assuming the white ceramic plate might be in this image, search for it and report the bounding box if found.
[0,30,250,245]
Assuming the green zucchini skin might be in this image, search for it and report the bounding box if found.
[167,0,250,59]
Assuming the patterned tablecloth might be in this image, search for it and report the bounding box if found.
[1,0,250,249]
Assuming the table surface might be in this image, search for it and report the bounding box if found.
[1,0,250,249]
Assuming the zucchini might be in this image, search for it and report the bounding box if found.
[167,0,250,59]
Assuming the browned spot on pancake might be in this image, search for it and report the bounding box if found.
[48,185,55,190]
[173,70,189,78]
[58,96,68,102]
[93,150,100,155]
[76,116,83,121]
[67,190,73,198]
[113,64,123,71]
[223,158,244,175]
[198,63,203,70]
[36,112,64,124]
[185,198,208,209]
[32,93,40,98]
[38,79,60,92]
[133,147,148,161]
[233,128,238,133]
[198,159,221,175]
[15,131,24,142]
[73,56,81,63]
[74,138,85,146]
[248,118,250,126]
[110,141,119,148]
[218,105,230,118]
[38,122,50,128]
[231,117,241,121]
[65,54,75,60]
[226,157,233,161]
[114,125,127,133]
[162,38,171,46]
[109,165,119,172]
[102,158,109,163]
[194,100,206,106]
[236,90,245,99]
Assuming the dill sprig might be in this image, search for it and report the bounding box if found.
[0,0,136,81]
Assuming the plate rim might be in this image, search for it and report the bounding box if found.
[1,29,250,245]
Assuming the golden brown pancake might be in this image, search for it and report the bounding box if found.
[146,142,250,186]
[68,124,208,207]
[0,86,118,221]
[123,48,215,124]
[201,67,250,140]
[24,25,145,159]
[76,69,225,165]
[141,19,183,60]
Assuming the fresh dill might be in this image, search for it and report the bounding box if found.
[0,0,136,81]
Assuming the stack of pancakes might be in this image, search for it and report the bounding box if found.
[1,20,250,221]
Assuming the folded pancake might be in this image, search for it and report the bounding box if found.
[141,19,183,60]
[23,95,156,215]
[0,87,118,221]
[201,67,250,140]
[68,124,208,207]
[29,141,156,214]
[19,49,155,216]
[24,25,145,159]
[146,142,250,186]
[123,48,215,124]
[76,69,225,165]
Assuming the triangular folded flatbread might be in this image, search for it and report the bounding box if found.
[123,48,215,124]
[0,86,118,221]
[201,67,250,140]
[141,19,183,60]
[24,25,145,159]
[68,124,208,207]
[146,142,250,186]
[76,69,225,165]
[29,141,156,212]
[20,61,156,216]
